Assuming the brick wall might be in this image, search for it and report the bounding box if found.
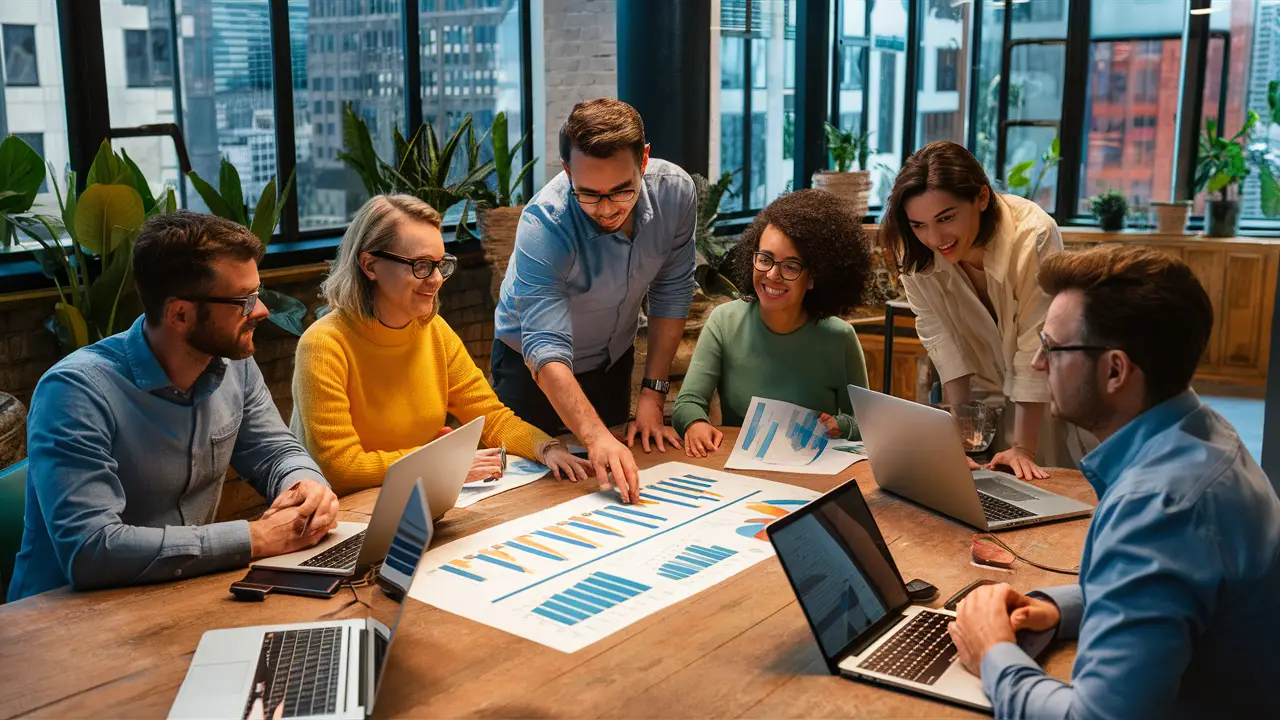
[542,0,618,181]
[0,249,497,425]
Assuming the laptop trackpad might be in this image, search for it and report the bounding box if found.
[170,661,252,718]
[973,473,1038,502]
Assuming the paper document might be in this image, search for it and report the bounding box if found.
[411,462,819,652]
[455,455,550,509]
[724,396,868,475]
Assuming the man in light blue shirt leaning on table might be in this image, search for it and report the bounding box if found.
[492,98,698,503]
[949,244,1280,718]
[8,212,339,601]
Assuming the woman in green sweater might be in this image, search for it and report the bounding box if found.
[674,189,873,457]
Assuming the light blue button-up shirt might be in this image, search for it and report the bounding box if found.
[8,316,326,601]
[980,390,1280,719]
[494,157,698,374]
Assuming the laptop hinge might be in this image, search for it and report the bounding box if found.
[357,626,369,711]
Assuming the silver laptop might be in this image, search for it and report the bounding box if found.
[848,385,1093,530]
[252,417,484,576]
[767,478,992,710]
[169,480,434,720]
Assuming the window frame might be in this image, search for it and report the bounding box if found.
[1,0,537,284]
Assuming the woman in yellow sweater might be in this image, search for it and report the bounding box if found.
[292,194,590,495]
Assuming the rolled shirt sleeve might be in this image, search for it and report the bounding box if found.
[645,185,698,320]
[902,272,976,384]
[1003,224,1060,404]
[510,207,577,374]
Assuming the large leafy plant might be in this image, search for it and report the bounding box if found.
[187,158,307,335]
[823,122,872,172]
[475,111,538,208]
[1007,136,1060,205]
[1195,111,1257,202]
[339,104,496,224]
[8,140,176,350]
[690,170,740,300]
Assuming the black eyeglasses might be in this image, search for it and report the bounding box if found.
[570,186,637,205]
[752,252,806,281]
[1039,330,1109,356]
[181,284,263,317]
[370,250,457,280]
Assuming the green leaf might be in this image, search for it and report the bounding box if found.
[0,134,46,213]
[1050,136,1060,157]
[85,234,136,339]
[60,168,78,240]
[510,157,538,201]
[186,170,236,221]
[1270,80,1280,125]
[1006,160,1036,188]
[250,176,278,245]
[74,184,146,256]
[85,140,133,187]
[119,148,157,214]
[1207,171,1234,193]
[339,103,390,196]
[260,288,307,336]
[1261,163,1280,218]
[218,158,247,225]
[492,112,512,205]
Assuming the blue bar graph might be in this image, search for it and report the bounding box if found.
[531,572,652,626]
[754,422,780,459]
[741,402,766,450]
[657,544,739,581]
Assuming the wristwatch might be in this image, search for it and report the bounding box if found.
[641,378,671,394]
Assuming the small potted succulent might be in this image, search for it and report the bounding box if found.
[1087,189,1128,232]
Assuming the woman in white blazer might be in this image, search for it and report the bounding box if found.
[880,142,1091,478]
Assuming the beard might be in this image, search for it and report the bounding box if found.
[187,309,259,360]
[1050,377,1111,434]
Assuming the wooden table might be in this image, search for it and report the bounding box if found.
[0,428,1094,718]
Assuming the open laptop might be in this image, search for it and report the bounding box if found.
[252,417,484,576]
[766,478,991,710]
[169,480,434,719]
[848,385,1093,530]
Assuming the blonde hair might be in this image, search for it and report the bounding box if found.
[321,194,444,321]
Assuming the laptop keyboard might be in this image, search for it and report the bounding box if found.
[299,530,366,570]
[858,610,957,685]
[978,492,1037,522]
[248,627,343,719]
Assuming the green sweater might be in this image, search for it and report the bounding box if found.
[672,300,870,439]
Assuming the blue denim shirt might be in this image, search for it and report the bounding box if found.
[980,390,1280,719]
[494,158,698,374]
[8,316,326,601]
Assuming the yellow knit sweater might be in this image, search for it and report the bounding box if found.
[291,309,549,496]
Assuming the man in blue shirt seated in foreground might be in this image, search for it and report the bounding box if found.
[8,211,339,601]
[949,244,1280,718]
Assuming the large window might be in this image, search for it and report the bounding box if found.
[3,25,40,87]
[713,0,796,213]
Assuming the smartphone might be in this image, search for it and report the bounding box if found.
[231,568,342,600]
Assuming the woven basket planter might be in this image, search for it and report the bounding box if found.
[0,392,26,468]
[477,205,524,303]
[811,170,872,221]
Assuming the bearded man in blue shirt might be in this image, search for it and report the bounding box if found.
[949,244,1280,718]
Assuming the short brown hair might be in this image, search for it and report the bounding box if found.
[1038,244,1214,407]
[558,98,646,165]
[881,141,1001,274]
[133,211,265,325]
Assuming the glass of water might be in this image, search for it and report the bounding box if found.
[950,402,998,454]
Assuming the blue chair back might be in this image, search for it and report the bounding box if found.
[0,459,27,601]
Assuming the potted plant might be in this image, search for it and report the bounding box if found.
[1150,200,1192,234]
[1006,137,1061,208]
[5,140,177,351]
[1088,189,1128,232]
[473,111,538,300]
[812,123,872,220]
[1194,111,1258,237]
[186,158,308,335]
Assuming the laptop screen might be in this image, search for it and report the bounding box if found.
[767,480,909,664]
[367,480,434,711]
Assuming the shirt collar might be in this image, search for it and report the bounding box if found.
[1079,389,1202,496]
[124,315,229,401]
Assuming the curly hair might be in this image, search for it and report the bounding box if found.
[729,189,872,319]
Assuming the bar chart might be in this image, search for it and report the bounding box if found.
[657,544,739,580]
[531,572,652,626]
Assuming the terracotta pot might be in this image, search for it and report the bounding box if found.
[811,170,872,221]
[477,205,524,302]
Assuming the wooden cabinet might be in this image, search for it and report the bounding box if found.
[1062,232,1279,386]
